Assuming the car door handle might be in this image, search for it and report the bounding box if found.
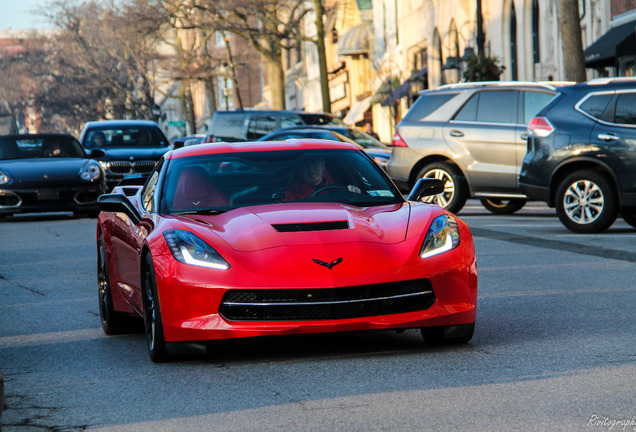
[597,133,619,141]
[449,130,464,137]
[520,132,529,140]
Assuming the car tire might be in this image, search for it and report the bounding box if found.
[479,198,527,215]
[421,323,474,345]
[416,162,468,214]
[620,207,636,228]
[555,170,618,233]
[98,234,132,335]
[142,254,169,363]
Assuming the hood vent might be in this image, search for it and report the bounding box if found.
[272,221,349,232]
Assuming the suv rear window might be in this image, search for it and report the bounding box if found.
[403,92,458,121]
[578,94,613,120]
[211,113,247,139]
[298,114,345,126]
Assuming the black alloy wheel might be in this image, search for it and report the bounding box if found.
[98,233,129,334]
[555,170,618,233]
[142,254,169,362]
[417,162,468,214]
[479,198,527,215]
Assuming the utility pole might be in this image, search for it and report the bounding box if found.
[476,0,485,57]
[313,0,331,113]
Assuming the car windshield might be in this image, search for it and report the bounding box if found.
[161,149,402,214]
[0,135,85,160]
[84,126,168,149]
[298,113,345,126]
[339,129,387,149]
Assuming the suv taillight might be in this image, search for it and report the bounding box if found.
[392,132,408,147]
[528,117,554,137]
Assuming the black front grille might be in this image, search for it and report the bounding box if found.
[106,161,156,175]
[220,279,435,321]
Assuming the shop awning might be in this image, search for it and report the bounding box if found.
[343,96,372,125]
[585,20,636,68]
[337,23,372,56]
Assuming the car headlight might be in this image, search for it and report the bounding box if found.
[420,214,460,258]
[79,161,102,181]
[164,229,230,270]
[0,169,10,185]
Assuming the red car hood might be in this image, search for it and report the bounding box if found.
[176,202,414,252]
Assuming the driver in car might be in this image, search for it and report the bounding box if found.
[283,156,360,201]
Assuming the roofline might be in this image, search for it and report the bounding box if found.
[169,139,361,159]
[435,81,560,91]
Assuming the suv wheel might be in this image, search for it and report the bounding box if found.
[555,170,618,233]
[417,162,468,214]
[479,198,527,215]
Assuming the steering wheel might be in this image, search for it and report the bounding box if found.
[310,185,349,198]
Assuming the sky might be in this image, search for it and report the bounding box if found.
[0,0,52,30]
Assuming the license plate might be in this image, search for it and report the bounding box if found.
[37,190,59,200]
[124,173,143,179]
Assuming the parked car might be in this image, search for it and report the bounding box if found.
[387,81,559,214]
[257,126,392,168]
[519,77,636,233]
[79,120,170,190]
[0,133,104,217]
[171,134,206,149]
[204,109,345,142]
[96,140,477,362]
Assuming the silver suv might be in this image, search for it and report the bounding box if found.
[388,82,558,214]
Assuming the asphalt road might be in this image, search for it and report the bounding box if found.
[1,201,635,431]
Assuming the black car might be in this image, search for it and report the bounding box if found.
[171,134,206,149]
[257,126,392,169]
[204,110,345,142]
[519,78,636,233]
[79,120,170,190]
[0,133,105,217]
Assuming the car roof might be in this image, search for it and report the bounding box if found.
[430,81,560,93]
[213,109,337,116]
[168,139,360,159]
[1,133,77,139]
[83,120,160,128]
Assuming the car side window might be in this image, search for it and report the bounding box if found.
[613,93,636,125]
[578,94,613,120]
[280,115,304,128]
[453,94,479,122]
[475,90,517,124]
[523,91,555,124]
[142,163,162,212]
[247,116,277,140]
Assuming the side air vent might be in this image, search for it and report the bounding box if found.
[272,221,349,232]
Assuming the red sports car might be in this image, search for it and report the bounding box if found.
[96,140,477,362]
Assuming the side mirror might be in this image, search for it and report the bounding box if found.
[97,194,142,224]
[407,178,445,202]
[87,148,106,158]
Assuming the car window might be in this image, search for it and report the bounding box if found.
[0,135,84,160]
[298,114,345,126]
[453,94,479,122]
[160,149,401,213]
[341,129,387,148]
[475,90,517,124]
[578,94,613,120]
[523,91,555,124]
[84,126,167,148]
[280,115,304,128]
[210,113,246,139]
[403,92,458,121]
[247,116,277,140]
[613,93,636,125]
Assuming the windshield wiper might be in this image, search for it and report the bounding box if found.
[171,208,229,215]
